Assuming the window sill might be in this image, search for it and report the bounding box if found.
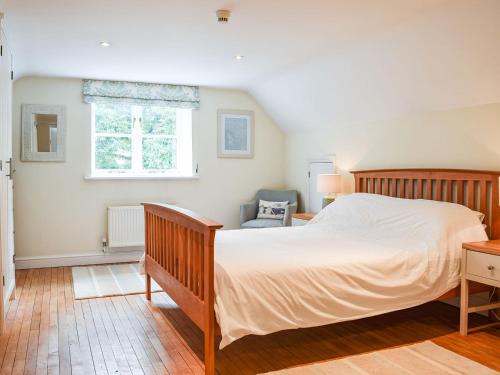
[84,175,199,181]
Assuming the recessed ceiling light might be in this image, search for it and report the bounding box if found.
[100,41,111,47]
[235,55,244,60]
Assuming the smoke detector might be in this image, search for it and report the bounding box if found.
[216,9,231,23]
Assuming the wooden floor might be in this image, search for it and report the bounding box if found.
[0,268,499,375]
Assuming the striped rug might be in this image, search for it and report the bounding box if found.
[263,341,499,374]
[72,263,162,299]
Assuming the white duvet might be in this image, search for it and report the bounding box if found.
[214,193,487,348]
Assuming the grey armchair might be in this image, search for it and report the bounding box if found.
[240,189,298,229]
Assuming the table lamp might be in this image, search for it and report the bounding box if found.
[317,173,341,208]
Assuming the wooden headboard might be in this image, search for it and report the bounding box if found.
[351,169,500,239]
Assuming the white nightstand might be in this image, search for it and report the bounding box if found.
[291,213,315,226]
[460,241,500,335]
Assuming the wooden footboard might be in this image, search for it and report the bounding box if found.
[143,203,222,375]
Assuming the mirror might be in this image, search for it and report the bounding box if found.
[34,114,58,152]
[22,104,66,162]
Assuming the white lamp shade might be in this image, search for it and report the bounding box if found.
[317,174,341,193]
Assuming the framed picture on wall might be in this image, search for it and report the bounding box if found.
[217,109,254,158]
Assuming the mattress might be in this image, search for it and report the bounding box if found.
[213,193,488,348]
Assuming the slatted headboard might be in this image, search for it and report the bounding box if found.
[351,169,500,239]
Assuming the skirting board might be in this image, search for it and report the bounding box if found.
[16,250,143,270]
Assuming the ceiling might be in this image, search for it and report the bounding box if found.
[5,0,449,86]
[251,0,500,132]
[3,0,500,133]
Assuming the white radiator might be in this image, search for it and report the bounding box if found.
[107,206,145,249]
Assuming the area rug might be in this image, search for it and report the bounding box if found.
[72,262,162,299]
[262,341,498,374]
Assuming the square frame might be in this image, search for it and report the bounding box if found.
[21,104,67,162]
[217,109,254,158]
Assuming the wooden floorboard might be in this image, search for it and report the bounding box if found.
[0,268,498,374]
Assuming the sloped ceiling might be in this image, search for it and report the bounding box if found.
[250,0,500,132]
[3,0,500,133]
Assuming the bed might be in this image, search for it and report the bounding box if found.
[143,169,500,375]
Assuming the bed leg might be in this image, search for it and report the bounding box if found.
[204,230,217,375]
[204,328,215,375]
[146,273,151,301]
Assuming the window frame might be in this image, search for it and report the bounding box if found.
[90,103,193,178]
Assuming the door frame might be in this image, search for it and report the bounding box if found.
[0,17,15,336]
[307,155,336,212]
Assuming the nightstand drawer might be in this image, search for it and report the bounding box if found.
[466,251,500,282]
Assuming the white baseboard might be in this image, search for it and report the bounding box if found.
[15,250,143,269]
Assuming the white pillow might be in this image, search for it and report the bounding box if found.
[471,210,486,223]
[310,193,487,234]
[257,200,289,220]
[309,193,488,265]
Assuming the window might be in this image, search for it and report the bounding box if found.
[91,103,193,177]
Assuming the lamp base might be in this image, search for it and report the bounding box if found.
[322,197,335,208]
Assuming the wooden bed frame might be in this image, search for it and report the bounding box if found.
[143,168,500,375]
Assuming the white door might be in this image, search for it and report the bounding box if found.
[0,28,15,313]
[308,161,334,213]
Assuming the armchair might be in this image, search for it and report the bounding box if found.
[240,189,298,229]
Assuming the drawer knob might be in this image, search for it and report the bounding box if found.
[488,265,495,271]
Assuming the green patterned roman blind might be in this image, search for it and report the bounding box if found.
[82,79,200,109]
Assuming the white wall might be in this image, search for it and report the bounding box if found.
[13,77,286,258]
[287,102,500,210]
